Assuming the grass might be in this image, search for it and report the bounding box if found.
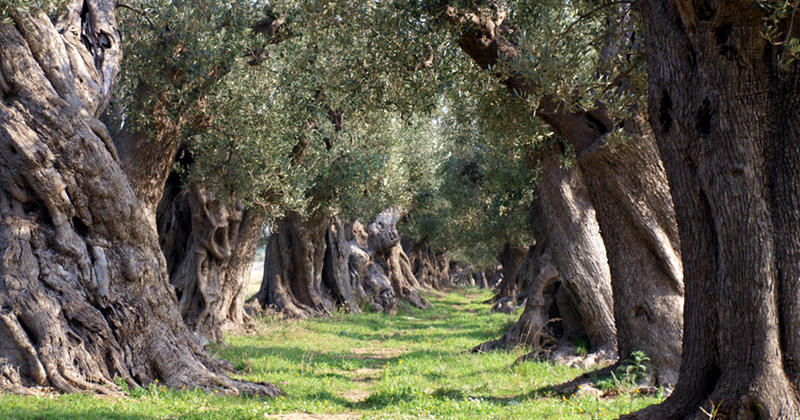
[0,288,663,419]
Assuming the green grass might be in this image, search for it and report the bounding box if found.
[0,288,663,419]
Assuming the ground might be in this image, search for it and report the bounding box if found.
[0,289,663,419]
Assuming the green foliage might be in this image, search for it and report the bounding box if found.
[399,92,540,267]
[592,350,654,392]
[115,0,653,262]
[117,0,471,223]
[573,338,590,357]
[0,0,67,23]
[0,290,663,419]
[758,1,800,68]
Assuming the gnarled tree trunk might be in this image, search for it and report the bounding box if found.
[252,209,433,318]
[489,244,536,314]
[158,180,266,343]
[449,263,475,287]
[627,2,800,418]
[0,2,279,396]
[368,208,430,309]
[476,154,618,364]
[406,239,450,290]
[254,211,333,318]
[570,116,684,385]
[475,238,560,352]
[346,221,397,313]
[322,216,360,313]
[530,149,618,358]
[473,271,489,289]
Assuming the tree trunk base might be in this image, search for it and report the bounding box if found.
[622,369,800,420]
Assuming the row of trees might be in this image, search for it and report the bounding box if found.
[1,0,799,418]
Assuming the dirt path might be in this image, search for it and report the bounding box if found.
[337,347,407,403]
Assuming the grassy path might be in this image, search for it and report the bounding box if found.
[0,289,662,419]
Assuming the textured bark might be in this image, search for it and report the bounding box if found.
[157,180,265,343]
[253,210,432,318]
[531,149,618,357]
[475,240,560,352]
[322,216,360,313]
[406,239,450,290]
[625,2,800,418]
[473,271,489,289]
[346,230,397,313]
[368,208,430,309]
[0,1,280,396]
[489,244,536,314]
[571,117,684,385]
[105,111,181,225]
[489,242,528,303]
[475,155,617,362]
[448,264,475,287]
[484,266,502,288]
[254,211,333,318]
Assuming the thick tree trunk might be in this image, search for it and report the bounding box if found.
[0,2,279,396]
[473,271,488,289]
[484,266,502,288]
[531,149,618,357]
[106,115,181,226]
[368,208,430,309]
[254,211,333,318]
[253,210,432,317]
[406,239,450,290]
[489,242,528,303]
[627,2,800,418]
[158,180,265,343]
[346,223,397,313]
[475,240,560,352]
[489,244,535,313]
[475,151,617,363]
[322,216,360,313]
[449,264,475,287]
[569,117,684,385]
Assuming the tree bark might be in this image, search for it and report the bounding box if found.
[447,3,683,384]
[346,222,397,313]
[368,208,430,309]
[530,149,618,358]
[570,116,684,385]
[322,216,360,313]
[406,239,450,290]
[0,1,280,396]
[254,211,333,318]
[158,180,265,343]
[449,264,475,287]
[626,2,800,418]
[474,239,560,352]
[473,271,488,289]
[489,242,528,303]
[475,150,618,362]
